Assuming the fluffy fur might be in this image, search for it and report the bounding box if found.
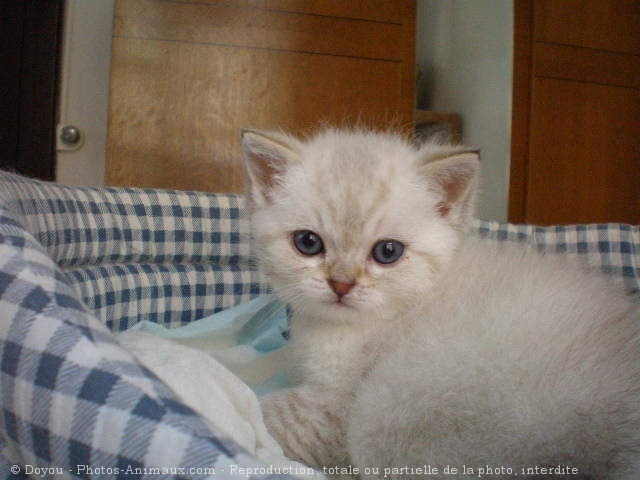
[241,128,640,479]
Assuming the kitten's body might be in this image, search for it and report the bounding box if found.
[350,238,640,479]
[241,129,640,479]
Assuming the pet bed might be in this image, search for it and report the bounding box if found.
[0,171,638,479]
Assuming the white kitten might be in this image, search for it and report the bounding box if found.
[241,128,640,479]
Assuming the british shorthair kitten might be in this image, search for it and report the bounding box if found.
[241,128,640,479]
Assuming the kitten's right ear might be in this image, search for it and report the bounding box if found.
[241,129,301,207]
[418,149,480,229]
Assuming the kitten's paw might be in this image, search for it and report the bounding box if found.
[260,391,317,466]
[260,392,289,445]
[260,388,346,469]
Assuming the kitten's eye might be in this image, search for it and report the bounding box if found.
[293,230,324,256]
[372,240,404,265]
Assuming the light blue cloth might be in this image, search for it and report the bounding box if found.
[131,295,290,394]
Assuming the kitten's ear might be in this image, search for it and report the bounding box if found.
[419,150,480,228]
[241,129,301,207]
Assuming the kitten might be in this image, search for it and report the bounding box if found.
[241,128,640,479]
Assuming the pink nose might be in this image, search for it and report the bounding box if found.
[329,280,355,298]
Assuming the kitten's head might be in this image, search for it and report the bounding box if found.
[242,128,479,324]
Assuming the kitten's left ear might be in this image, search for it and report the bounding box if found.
[419,150,480,228]
[241,129,301,208]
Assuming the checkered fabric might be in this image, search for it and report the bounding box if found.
[473,219,639,297]
[0,171,637,479]
[1,173,268,332]
[0,172,284,479]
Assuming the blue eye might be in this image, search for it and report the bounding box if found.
[293,230,324,256]
[372,240,404,265]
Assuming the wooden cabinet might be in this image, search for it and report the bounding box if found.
[509,0,639,225]
[106,0,416,193]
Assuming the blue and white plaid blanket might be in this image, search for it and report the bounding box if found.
[0,171,638,479]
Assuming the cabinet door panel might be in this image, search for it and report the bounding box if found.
[107,0,416,192]
[527,78,639,225]
[534,0,640,55]
[510,0,639,225]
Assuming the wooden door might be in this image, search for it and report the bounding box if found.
[106,0,416,193]
[509,0,640,225]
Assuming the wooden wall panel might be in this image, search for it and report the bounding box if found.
[106,0,416,192]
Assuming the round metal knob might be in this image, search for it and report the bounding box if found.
[60,125,81,146]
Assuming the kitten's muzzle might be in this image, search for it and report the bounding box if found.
[328,279,355,298]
